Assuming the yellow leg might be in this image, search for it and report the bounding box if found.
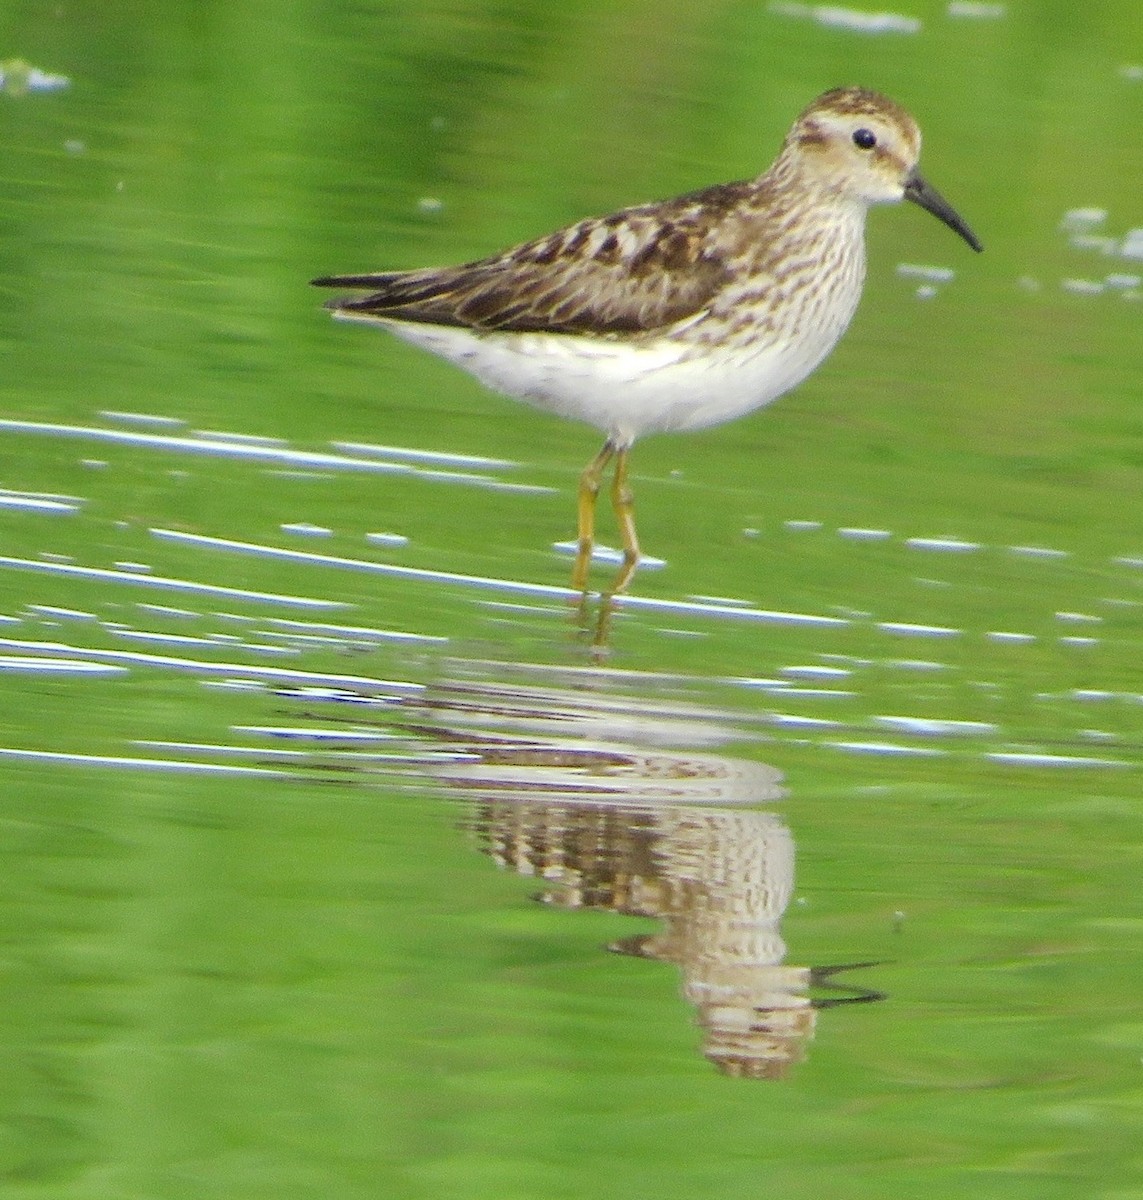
[606,446,641,596]
[572,439,616,593]
[590,446,641,655]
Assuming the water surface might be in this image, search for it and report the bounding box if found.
[2,4,1143,1198]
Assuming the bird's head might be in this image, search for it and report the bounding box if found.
[783,86,982,252]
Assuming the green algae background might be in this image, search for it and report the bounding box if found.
[2,2,1143,1198]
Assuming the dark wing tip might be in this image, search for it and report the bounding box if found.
[311,273,390,289]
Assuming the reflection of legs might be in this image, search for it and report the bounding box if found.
[572,439,616,593]
[606,446,641,596]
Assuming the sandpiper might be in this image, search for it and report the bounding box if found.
[314,86,981,595]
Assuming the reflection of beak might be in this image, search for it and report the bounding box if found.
[903,169,983,253]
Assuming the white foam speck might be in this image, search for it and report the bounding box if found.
[27,605,96,621]
[281,522,333,538]
[838,527,892,541]
[366,532,409,548]
[986,751,1127,769]
[1120,230,1143,260]
[780,665,851,679]
[1069,234,1117,254]
[827,741,947,758]
[766,713,842,729]
[195,429,288,447]
[784,520,822,531]
[0,62,70,93]
[769,2,921,33]
[137,604,200,618]
[99,410,186,428]
[947,1,1005,16]
[1062,278,1105,295]
[874,715,998,737]
[1059,208,1107,232]
[906,536,980,553]
[987,631,1036,644]
[1055,611,1101,624]
[1009,545,1069,560]
[897,263,955,282]
[877,621,960,638]
[733,678,795,692]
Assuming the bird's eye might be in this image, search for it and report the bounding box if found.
[852,128,877,150]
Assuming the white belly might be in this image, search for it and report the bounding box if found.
[336,302,851,446]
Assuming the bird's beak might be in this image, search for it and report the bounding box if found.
[903,169,983,253]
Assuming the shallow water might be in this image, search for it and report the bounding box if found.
[2,4,1143,1198]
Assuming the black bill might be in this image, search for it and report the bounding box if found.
[903,169,983,253]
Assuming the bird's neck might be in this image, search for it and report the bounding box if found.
[754,147,860,210]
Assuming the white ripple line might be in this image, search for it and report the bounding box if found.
[0,419,544,490]
[0,495,79,513]
[0,746,292,777]
[0,554,347,610]
[331,440,516,470]
[0,655,128,675]
[0,637,424,694]
[151,528,848,627]
[151,529,586,600]
[0,418,415,473]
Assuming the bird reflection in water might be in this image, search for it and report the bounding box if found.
[406,663,884,1079]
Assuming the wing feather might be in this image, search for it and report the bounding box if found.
[312,181,754,336]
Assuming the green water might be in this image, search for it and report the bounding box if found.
[3,2,1143,1197]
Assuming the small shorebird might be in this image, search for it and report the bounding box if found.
[314,87,981,596]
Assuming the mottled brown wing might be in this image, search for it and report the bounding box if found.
[312,181,751,335]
